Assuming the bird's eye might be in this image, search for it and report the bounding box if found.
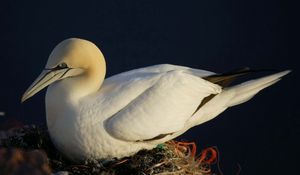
[57,63,68,69]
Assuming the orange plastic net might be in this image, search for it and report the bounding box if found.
[147,140,220,175]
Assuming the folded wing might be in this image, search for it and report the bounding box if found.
[104,70,221,141]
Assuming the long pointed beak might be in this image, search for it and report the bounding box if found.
[21,68,70,103]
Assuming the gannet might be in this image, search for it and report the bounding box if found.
[21,38,290,161]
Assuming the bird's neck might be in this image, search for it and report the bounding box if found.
[45,58,106,128]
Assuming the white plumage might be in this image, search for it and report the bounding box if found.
[22,38,290,161]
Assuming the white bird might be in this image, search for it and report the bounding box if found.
[22,38,290,162]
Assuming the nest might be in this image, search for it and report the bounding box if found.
[0,125,220,175]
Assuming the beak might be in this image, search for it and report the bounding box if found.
[21,68,71,103]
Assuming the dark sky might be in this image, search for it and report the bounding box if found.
[0,0,298,174]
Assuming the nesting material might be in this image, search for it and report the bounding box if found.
[0,125,218,175]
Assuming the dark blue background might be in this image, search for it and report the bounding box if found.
[0,0,298,174]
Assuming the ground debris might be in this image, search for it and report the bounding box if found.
[0,125,218,175]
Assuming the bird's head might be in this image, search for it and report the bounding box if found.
[21,38,106,102]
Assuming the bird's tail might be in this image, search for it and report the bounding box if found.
[189,69,290,126]
[223,70,291,107]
